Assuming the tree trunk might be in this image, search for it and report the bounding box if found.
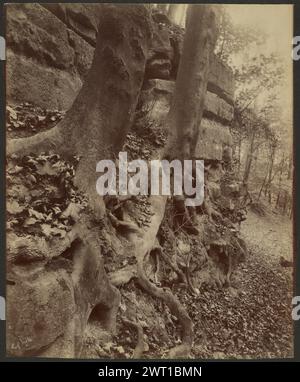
[275,154,285,209]
[243,127,256,188]
[238,135,242,174]
[179,5,188,27]
[258,163,269,200]
[160,4,217,356]
[168,4,180,23]
[157,4,169,14]
[165,4,217,161]
[8,4,152,217]
[265,145,276,204]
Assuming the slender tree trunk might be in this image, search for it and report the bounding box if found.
[162,4,218,356]
[157,4,169,14]
[179,4,188,27]
[237,135,242,174]
[258,162,270,201]
[168,4,180,23]
[243,127,256,188]
[265,145,276,204]
[275,154,285,209]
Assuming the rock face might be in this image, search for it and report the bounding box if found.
[6,3,96,109]
[7,243,121,357]
[141,79,233,161]
[6,4,234,110]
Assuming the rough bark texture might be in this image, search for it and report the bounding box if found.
[165,5,217,160]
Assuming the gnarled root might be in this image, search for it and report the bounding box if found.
[154,245,187,285]
[7,125,64,157]
[122,318,146,359]
[136,257,193,359]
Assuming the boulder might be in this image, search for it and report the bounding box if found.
[6,3,74,70]
[195,118,233,161]
[6,49,82,110]
[144,79,234,125]
[7,242,120,357]
[42,3,99,46]
[7,264,75,356]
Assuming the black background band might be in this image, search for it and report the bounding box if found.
[0,0,299,372]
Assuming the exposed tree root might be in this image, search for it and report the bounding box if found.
[108,195,194,358]
[184,251,199,296]
[203,199,222,222]
[7,224,80,264]
[136,255,193,359]
[108,212,141,235]
[122,318,146,358]
[152,242,187,284]
[7,125,64,157]
[225,252,232,287]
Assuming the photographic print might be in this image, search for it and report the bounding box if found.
[5,3,294,359]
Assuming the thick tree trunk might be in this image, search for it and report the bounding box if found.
[8,4,152,217]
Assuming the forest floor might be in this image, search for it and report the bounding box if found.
[191,205,294,359]
[82,205,294,359]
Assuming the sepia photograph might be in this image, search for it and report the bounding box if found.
[5,3,294,360]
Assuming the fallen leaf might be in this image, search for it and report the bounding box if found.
[41,224,66,238]
[8,165,23,174]
[28,208,45,221]
[24,217,38,226]
[36,162,59,176]
[7,200,25,214]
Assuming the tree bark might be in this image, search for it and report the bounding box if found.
[265,144,276,204]
[243,127,256,188]
[165,4,217,161]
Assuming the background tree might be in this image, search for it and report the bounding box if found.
[214,7,288,204]
[214,6,265,67]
